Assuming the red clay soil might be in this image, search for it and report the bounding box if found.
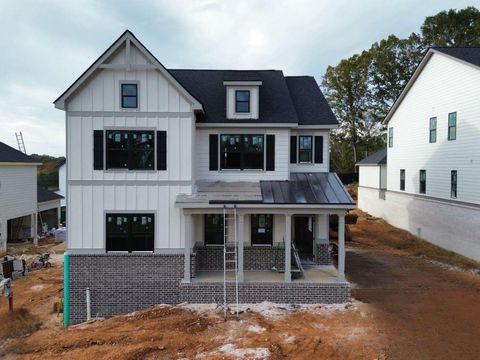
[0,211,479,359]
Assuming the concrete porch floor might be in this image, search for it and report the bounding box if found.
[192,265,340,284]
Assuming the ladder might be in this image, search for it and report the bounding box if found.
[223,204,239,317]
[15,132,27,154]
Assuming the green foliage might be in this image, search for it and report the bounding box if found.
[323,6,480,173]
[29,154,65,188]
[421,6,480,47]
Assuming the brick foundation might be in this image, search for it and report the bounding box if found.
[68,253,349,324]
[195,245,285,271]
[315,243,332,265]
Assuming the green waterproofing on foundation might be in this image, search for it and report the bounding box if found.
[63,252,69,328]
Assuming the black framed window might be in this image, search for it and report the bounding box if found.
[400,169,405,191]
[121,84,138,108]
[235,90,250,113]
[388,127,393,147]
[298,136,313,163]
[106,213,154,252]
[106,130,154,170]
[419,170,426,194]
[429,117,437,143]
[448,112,457,140]
[251,214,273,246]
[220,134,264,170]
[204,214,224,245]
[451,170,457,199]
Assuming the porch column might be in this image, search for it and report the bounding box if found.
[183,214,193,283]
[337,213,346,282]
[57,206,62,228]
[284,214,292,282]
[32,212,38,246]
[237,214,244,282]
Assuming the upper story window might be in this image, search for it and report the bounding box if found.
[235,90,250,113]
[400,169,405,191]
[106,213,154,253]
[106,130,154,170]
[121,84,138,108]
[298,136,313,163]
[419,169,426,194]
[429,117,437,143]
[220,134,263,170]
[448,112,457,140]
[388,127,393,148]
[451,170,457,199]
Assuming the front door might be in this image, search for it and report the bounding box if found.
[294,216,314,261]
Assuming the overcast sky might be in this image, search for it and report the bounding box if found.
[0,0,476,156]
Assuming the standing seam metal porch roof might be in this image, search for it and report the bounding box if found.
[260,173,354,205]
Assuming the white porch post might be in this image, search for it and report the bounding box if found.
[284,214,292,282]
[32,212,38,246]
[337,213,346,282]
[237,214,245,282]
[184,214,193,283]
[57,206,62,228]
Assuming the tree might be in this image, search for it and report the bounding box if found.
[368,34,425,124]
[421,6,480,47]
[322,51,372,168]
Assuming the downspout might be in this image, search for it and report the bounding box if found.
[63,252,70,328]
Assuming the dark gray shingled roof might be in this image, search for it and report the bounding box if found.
[170,70,337,126]
[38,185,64,203]
[356,148,387,166]
[0,141,38,163]
[434,47,480,68]
[260,173,354,205]
[285,76,338,125]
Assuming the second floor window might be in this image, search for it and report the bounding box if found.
[419,170,426,194]
[220,134,263,170]
[451,170,457,199]
[388,127,393,147]
[429,117,437,143]
[400,169,405,191]
[121,84,138,108]
[106,130,154,170]
[298,136,313,163]
[235,90,250,113]
[448,112,457,140]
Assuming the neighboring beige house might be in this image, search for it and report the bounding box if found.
[358,48,480,262]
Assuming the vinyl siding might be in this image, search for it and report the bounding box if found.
[0,165,37,219]
[387,52,480,205]
[289,130,329,173]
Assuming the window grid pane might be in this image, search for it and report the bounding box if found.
[106,214,154,253]
[235,90,250,113]
[448,112,457,140]
[429,117,437,143]
[121,84,138,108]
[105,130,154,170]
[298,136,313,163]
[220,134,264,170]
[451,170,457,199]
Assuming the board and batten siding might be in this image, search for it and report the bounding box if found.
[195,128,290,181]
[387,52,480,205]
[289,130,330,173]
[65,42,196,251]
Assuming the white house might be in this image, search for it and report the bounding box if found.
[54,30,355,324]
[0,142,63,252]
[54,159,66,223]
[357,48,480,262]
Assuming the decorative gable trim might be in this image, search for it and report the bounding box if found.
[54,30,204,112]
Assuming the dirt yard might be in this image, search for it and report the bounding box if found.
[0,212,479,359]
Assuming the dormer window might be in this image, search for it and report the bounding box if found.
[235,90,250,113]
[121,83,138,108]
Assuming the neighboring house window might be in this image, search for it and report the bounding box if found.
[451,170,457,199]
[298,136,313,163]
[106,130,154,170]
[204,214,224,245]
[235,90,250,113]
[429,117,437,143]
[388,127,393,147]
[448,112,457,140]
[220,134,264,170]
[106,214,154,252]
[121,84,138,108]
[400,169,405,191]
[251,214,273,246]
[419,170,426,194]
